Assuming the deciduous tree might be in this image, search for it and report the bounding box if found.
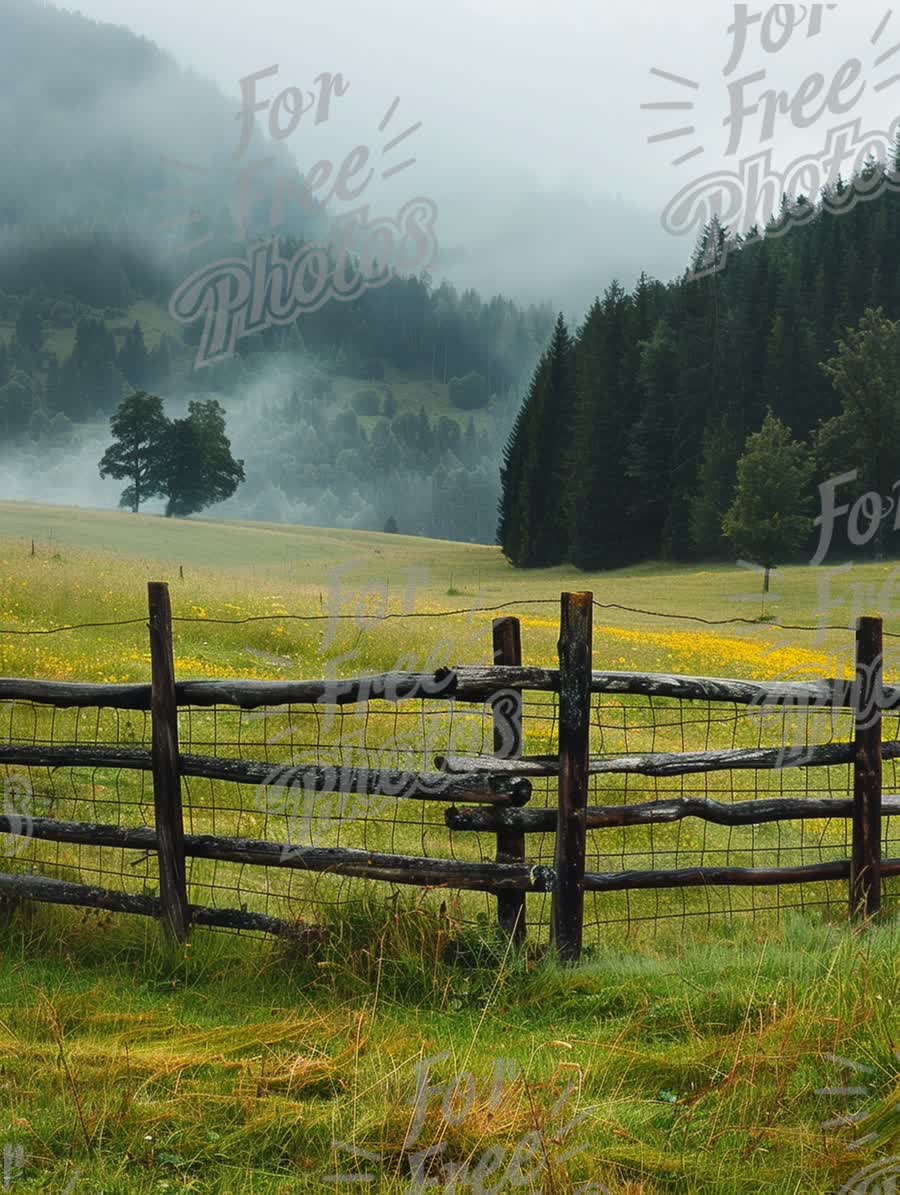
[98,391,168,512]
[722,411,813,589]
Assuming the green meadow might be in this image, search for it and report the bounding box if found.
[0,499,898,1194]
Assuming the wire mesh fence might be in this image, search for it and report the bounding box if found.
[176,696,500,929]
[585,694,862,934]
[446,688,900,944]
[1,590,897,950]
[0,698,156,898]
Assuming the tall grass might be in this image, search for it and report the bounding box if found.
[0,899,897,1192]
[1,510,899,1191]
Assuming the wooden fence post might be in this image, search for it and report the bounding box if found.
[148,581,189,943]
[850,614,882,922]
[492,616,526,946]
[551,592,592,963]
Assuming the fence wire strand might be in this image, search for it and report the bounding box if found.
[5,597,900,638]
[2,603,897,944]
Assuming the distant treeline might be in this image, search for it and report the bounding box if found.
[211,367,519,543]
[0,272,552,432]
[499,159,900,569]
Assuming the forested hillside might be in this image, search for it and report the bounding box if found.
[0,0,554,541]
[500,160,900,568]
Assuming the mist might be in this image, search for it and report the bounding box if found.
[41,0,900,309]
[5,0,900,523]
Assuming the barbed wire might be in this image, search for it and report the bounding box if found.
[592,601,882,635]
[0,600,554,637]
[170,599,559,626]
[0,617,147,636]
[0,597,894,639]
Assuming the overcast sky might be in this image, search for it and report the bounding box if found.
[58,0,900,313]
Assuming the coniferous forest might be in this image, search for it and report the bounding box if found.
[499,160,900,569]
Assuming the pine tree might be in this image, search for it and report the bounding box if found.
[55,316,123,419]
[817,307,900,555]
[498,314,576,565]
[568,285,634,569]
[498,354,547,564]
[117,321,149,388]
[625,318,678,557]
[688,415,742,557]
[416,404,435,465]
[531,313,576,565]
[147,335,173,392]
[665,270,720,558]
[497,151,900,570]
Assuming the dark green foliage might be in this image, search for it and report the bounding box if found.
[0,0,561,547]
[158,400,245,518]
[97,393,244,517]
[117,321,149,388]
[688,415,742,559]
[356,358,384,381]
[434,462,498,544]
[332,408,364,450]
[146,336,174,392]
[818,307,900,502]
[722,412,813,568]
[53,316,123,420]
[0,371,37,441]
[499,314,575,566]
[0,0,554,466]
[625,317,677,555]
[448,372,489,411]
[435,416,461,460]
[568,284,637,570]
[416,405,434,462]
[98,391,168,513]
[307,372,335,402]
[499,159,900,569]
[250,389,507,543]
[814,307,900,556]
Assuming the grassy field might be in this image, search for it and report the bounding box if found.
[0,500,898,1193]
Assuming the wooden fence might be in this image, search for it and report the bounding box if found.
[0,587,898,962]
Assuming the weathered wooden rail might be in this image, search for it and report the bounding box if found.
[0,745,531,804]
[1,589,896,960]
[4,668,892,710]
[0,583,550,947]
[447,795,900,831]
[442,607,896,955]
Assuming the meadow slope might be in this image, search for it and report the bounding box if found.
[0,501,898,1194]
